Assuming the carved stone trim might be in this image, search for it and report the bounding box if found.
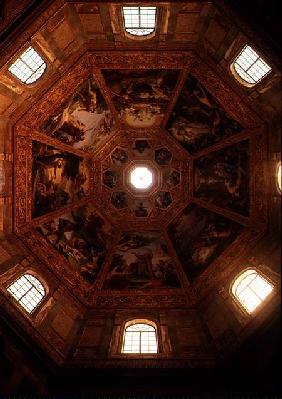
[14,136,32,228]
[90,51,195,69]
[96,294,190,309]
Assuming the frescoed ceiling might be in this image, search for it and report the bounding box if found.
[166,74,244,154]
[0,0,279,386]
[42,76,116,153]
[102,69,180,127]
[13,51,267,308]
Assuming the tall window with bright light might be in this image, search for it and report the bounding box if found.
[122,321,158,353]
[8,46,46,84]
[231,269,274,314]
[231,45,271,86]
[122,6,157,37]
[7,274,46,313]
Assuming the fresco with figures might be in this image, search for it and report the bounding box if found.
[132,139,152,157]
[32,141,89,218]
[103,231,181,290]
[37,205,114,284]
[42,76,115,152]
[194,140,250,215]
[130,199,152,218]
[168,203,243,282]
[166,74,243,154]
[102,69,179,127]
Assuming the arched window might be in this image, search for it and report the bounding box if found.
[231,45,271,87]
[122,320,158,353]
[7,274,46,313]
[231,269,274,314]
[277,162,281,194]
[122,6,157,37]
[8,46,46,84]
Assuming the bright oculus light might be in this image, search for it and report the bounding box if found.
[130,166,153,189]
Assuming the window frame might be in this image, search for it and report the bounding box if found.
[121,5,157,40]
[115,317,164,358]
[121,319,158,354]
[230,44,272,88]
[230,268,275,315]
[7,44,47,86]
[6,271,48,316]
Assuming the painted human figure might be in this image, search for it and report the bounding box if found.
[135,202,148,217]
[133,140,150,154]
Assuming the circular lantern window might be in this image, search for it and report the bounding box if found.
[130,166,153,190]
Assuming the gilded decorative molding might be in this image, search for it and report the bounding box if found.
[15,124,90,158]
[96,294,189,308]
[90,51,195,69]
[14,136,32,228]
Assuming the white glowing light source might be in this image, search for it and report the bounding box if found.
[122,6,157,36]
[232,269,273,314]
[233,45,271,86]
[7,274,45,313]
[122,323,158,354]
[8,46,46,84]
[130,166,153,189]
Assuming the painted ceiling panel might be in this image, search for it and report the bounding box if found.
[166,74,243,154]
[167,203,243,282]
[103,230,181,290]
[42,76,116,152]
[37,204,115,285]
[32,141,89,218]
[194,140,250,215]
[102,69,180,128]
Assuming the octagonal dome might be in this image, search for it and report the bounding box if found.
[12,55,266,302]
[0,1,280,387]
